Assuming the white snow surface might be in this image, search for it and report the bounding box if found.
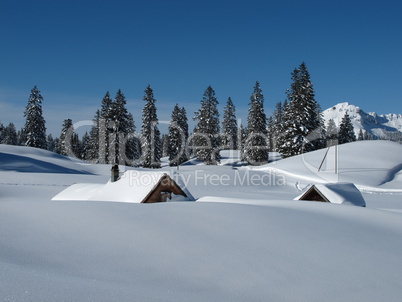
[1,142,402,301]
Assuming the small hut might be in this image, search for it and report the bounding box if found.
[141,173,188,203]
[52,170,194,203]
[294,182,366,207]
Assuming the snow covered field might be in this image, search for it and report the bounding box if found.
[1,141,402,301]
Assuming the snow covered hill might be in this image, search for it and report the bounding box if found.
[323,102,402,139]
[253,140,402,192]
[1,143,402,301]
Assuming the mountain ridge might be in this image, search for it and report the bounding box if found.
[322,102,402,141]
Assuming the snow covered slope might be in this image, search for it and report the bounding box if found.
[252,140,402,191]
[0,144,97,174]
[323,102,402,139]
[1,143,402,301]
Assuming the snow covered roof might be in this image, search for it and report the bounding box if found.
[295,182,366,207]
[52,170,195,203]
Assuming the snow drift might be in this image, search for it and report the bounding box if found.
[1,142,402,301]
[52,170,195,203]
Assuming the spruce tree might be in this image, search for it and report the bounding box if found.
[338,113,356,144]
[267,116,274,152]
[24,86,47,149]
[110,89,136,165]
[178,106,189,164]
[141,85,161,168]
[47,134,56,152]
[99,92,113,164]
[245,81,269,165]
[326,119,338,146]
[2,122,18,145]
[124,113,140,166]
[168,104,183,166]
[0,122,3,142]
[168,104,189,166]
[357,128,364,141]
[71,132,81,158]
[271,102,284,152]
[221,97,238,150]
[17,128,26,146]
[162,134,169,158]
[59,119,74,156]
[363,130,373,141]
[193,86,220,165]
[87,110,101,162]
[81,132,91,160]
[53,137,61,154]
[277,63,324,158]
[237,123,247,162]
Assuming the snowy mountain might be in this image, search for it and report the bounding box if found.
[322,102,402,140]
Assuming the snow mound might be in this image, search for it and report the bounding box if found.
[52,170,195,203]
[0,144,95,174]
[253,141,402,191]
[294,182,366,207]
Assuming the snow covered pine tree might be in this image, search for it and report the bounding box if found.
[24,86,47,149]
[221,97,238,150]
[338,113,356,144]
[141,85,161,168]
[245,81,269,165]
[193,86,220,165]
[277,62,325,158]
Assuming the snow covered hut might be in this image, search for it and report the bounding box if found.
[52,170,194,203]
[294,182,366,207]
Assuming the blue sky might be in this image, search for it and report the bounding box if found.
[1,0,401,136]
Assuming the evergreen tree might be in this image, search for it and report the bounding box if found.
[193,86,220,165]
[326,119,338,146]
[81,132,91,160]
[178,106,189,164]
[221,97,238,150]
[87,110,101,162]
[237,123,248,162]
[271,102,284,151]
[245,81,269,165]
[47,134,56,152]
[168,104,189,166]
[162,134,169,158]
[110,89,136,165]
[141,85,161,168]
[99,92,113,164]
[267,116,274,152]
[275,100,289,153]
[277,63,324,158]
[363,130,373,141]
[71,132,81,158]
[0,122,5,144]
[357,128,364,141]
[124,113,140,166]
[17,128,27,146]
[2,122,18,145]
[59,119,74,156]
[53,137,61,154]
[168,104,182,166]
[0,122,3,142]
[24,86,47,149]
[338,113,356,144]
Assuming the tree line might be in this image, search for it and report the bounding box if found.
[0,62,387,167]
